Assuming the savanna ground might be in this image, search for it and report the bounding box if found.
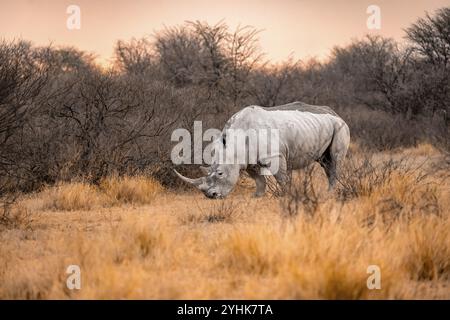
[1,143,449,299]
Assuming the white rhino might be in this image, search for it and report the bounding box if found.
[175,101,350,199]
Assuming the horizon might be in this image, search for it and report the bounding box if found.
[1,0,449,66]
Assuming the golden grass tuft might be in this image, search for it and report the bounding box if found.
[0,201,35,231]
[41,182,104,211]
[99,175,163,205]
[36,176,163,212]
[402,143,440,157]
[402,216,450,281]
[220,226,280,275]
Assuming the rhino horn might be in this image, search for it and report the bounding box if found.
[199,166,210,175]
[173,169,205,187]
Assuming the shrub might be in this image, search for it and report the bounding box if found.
[181,199,239,224]
[0,199,35,231]
[337,154,415,201]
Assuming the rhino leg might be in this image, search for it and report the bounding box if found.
[253,176,266,197]
[319,149,336,190]
[273,156,289,195]
[319,123,350,191]
[246,165,266,197]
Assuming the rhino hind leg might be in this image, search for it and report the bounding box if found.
[273,155,289,195]
[319,123,350,190]
[319,150,337,191]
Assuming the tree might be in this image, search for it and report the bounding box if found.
[114,38,155,75]
[248,59,300,107]
[405,7,450,117]
[330,36,415,115]
[154,26,201,86]
[405,7,450,67]
[0,41,49,193]
[153,21,263,108]
[222,24,264,107]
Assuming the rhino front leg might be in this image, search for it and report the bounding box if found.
[247,166,266,197]
[253,175,266,197]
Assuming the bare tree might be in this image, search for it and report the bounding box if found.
[114,38,155,75]
[49,71,179,182]
[153,21,263,109]
[405,7,450,67]
[0,41,49,194]
[248,59,299,106]
[405,7,450,118]
[223,24,264,107]
[154,25,201,86]
[187,20,229,88]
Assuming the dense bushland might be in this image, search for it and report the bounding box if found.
[0,8,448,195]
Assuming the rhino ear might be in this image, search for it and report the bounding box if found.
[199,166,210,175]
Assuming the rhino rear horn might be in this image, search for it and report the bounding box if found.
[199,166,210,175]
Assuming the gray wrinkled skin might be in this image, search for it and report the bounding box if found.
[175,101,350,199]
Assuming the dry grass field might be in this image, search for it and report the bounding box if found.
[1,144,449,299]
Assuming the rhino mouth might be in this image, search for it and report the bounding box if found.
[205,191,223,199]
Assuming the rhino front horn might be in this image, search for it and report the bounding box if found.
[173,169,204,187]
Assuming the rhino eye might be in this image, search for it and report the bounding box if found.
[217,172,224,177]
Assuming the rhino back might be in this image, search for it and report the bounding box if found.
[262,101,339,117]
[224,103,345,166]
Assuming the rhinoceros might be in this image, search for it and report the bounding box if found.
[174,101,350,199]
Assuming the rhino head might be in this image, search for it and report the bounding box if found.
[174,163,240,199]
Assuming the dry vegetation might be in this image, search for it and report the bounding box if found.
[33,176,163,212]
[1,8,449,300]
[1,146,449,299]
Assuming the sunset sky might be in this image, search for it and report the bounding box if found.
[1,0,448,65]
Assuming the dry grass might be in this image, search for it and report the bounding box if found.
[0,201,35,231]
[99,175,163,206]
[36,176,163,212]
[0,148,449,299]
[181,199,241,225]
[40,182,103,211]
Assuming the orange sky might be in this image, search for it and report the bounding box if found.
[1,0,449,65]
